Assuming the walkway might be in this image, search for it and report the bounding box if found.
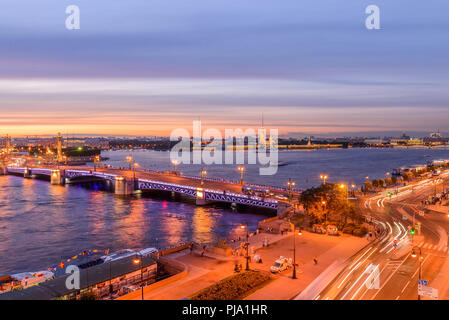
[244,233,367,300]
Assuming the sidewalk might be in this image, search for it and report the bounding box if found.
[137,232,291,300]
[430,253,449,300]
[426,204,449,215]
[244,232,367,300]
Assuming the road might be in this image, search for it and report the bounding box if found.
[13,153,298,200]
[316,172,449,300]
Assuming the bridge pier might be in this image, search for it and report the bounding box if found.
[114,176,135,195]
[24,167,31,178]
[195,188,215,206]
[276,202,290,217]
[50,169,64,185]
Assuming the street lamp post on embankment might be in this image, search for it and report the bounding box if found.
[291,223,302,280]
[288,178,296,201]
[133,254,144,300]
[240,223,250,271]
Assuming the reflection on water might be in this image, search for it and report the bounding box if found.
[0,176,264,275]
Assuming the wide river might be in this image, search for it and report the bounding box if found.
[0,148,448,274]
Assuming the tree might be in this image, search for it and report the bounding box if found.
[300,183,357,225]
[378,179,385,188]
[364,181,373,191]
[391,176,398,184]
[385,177,392,186]
[372,179,379,188]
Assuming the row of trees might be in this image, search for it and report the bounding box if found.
[364,163,449,191]
[364,176,398,191]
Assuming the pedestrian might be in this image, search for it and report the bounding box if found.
[313,257,318,265]
[201,245,206,257]
[189,242,194,254]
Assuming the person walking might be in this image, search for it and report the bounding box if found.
[201,245,206,257]
[189,242,194,254]
[313,257,318,265]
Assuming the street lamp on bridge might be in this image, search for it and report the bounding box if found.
[94,155,100,172]
[126,155,133,170]
[172,159,179,173]
[200,168,207,186]
[237,166,245,185]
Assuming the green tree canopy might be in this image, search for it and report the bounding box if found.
[300,183,357,225]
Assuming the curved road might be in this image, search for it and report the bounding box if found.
[316,173,449,300]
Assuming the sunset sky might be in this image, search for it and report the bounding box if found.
[0,1,448,137]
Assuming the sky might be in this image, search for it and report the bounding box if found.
[0,0,448,137]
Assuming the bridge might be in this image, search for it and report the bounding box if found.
[1,165,291,215]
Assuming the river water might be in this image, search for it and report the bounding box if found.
[0,148,448,274]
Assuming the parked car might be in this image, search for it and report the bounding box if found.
[270,256,292,273]
[312,224,326,234]
[327,225,339,236]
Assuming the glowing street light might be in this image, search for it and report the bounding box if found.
[340,183,349,199]
[320,175,328,185]
[287,178,296,201]
[126,155,133,170]
[94,155,100,172]
[240,223,250,271]
[171,159,179,173]
[200,168,207,186]
[237,166,245,185]
[133,254,144,300]
[321,201,327,224]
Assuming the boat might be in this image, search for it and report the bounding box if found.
[0,270,54,294]
[270,161,289,167]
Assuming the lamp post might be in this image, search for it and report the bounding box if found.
[411,247,423,300]
[351,184,356,197]
[340,184,348,200]
[172,159,179,173]
[237,166,245,185]
[292,223,302,280]
[322,201,327,225]
[287,178,296,201]
[126,155,133,170]
[133,254,144,300]
[200,168,207,186]
[240,223,250,271]
[94,155,100,172]
[320,174,328,185]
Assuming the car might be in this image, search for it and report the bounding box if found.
[270,256,292,273]
[327,225,339,236]
[312,224,326,234]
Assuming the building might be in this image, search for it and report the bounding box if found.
[0,255,157,300]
